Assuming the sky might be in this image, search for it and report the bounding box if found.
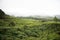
[0,0,60,16]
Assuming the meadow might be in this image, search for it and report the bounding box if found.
[0,9,60,40]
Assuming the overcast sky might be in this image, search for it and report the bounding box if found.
[0,0,60,16]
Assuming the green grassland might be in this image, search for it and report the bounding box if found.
[0,9,60,40]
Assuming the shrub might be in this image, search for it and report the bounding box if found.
[9,22,15,26]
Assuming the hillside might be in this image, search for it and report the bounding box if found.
[0,9,60,40]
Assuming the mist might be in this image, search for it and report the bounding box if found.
[0,0,60,16]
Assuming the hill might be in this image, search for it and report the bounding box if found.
[0,9,60,40]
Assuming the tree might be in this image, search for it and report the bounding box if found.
[0,9,6,19]
[53,16,58,22]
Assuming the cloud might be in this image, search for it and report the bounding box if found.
[0,0,60,16]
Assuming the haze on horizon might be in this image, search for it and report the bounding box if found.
[0,0,60,16]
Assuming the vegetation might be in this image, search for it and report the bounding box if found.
[0,9,60,40]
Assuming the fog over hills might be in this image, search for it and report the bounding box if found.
[0,0,60,17]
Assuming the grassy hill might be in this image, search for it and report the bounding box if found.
[0,9,60,40]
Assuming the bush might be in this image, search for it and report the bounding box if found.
[0,20,5,26]
[9,22,15,26]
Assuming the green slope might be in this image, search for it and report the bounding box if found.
[0,9,60,40]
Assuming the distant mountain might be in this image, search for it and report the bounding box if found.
[30,15,53,19]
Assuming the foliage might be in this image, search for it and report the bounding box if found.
[0,9,60,40]
[0,9,6,19]
[53,16,58,22]
[9,22,15,26]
